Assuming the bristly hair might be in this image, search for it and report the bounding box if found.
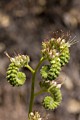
[52,30,65,39]
[68,36,78,46]
[43,30,78,47]
[4,50,26,60]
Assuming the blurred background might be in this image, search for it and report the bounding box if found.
[0,0,80,120]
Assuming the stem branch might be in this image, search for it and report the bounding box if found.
[34,89,47,96]
[28,57,46,114]
[25,65,34,73]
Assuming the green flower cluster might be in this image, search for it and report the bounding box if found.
[42,82,62,110]
[41,37,70,81]
[6,55,30,86]
[40,37,71,110]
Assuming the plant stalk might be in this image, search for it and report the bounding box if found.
[25,64,34,73]
[28,57,46,115]
[34,89,47,96]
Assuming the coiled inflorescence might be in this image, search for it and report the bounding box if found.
[6,54,30,86]
[40,36,72,110]
[40,80,62,110]
[41,37,71,81]
[41,57,61,81]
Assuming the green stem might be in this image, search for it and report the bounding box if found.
[48,84,54,92]
[28,57,46,114]
[25,64,34,73]
[34,89,47,96]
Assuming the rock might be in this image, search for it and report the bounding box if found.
[67,99,80,114]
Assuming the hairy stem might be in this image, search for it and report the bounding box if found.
[28,57,46,115]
